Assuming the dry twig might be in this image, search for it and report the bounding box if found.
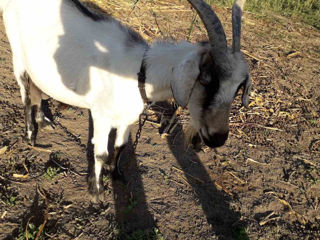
[228,171,246,184]
[51,158,87,176]
[172,165,205,184]
[247,158,268,165]
[259,211,280,226]
[12,173,29,179]
[241,49,261,62]
[35,186,49,240]
[1,211,7,219]
[25,216,34,240]
[29,145,52,153]
[265,191,307,225]
[0,146,7,155]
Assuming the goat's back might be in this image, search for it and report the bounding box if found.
[2,0,146,109]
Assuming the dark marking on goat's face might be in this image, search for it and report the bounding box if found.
[188,49,250,148]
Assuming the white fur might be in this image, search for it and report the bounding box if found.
[0,0,9,12]
[144,41,202,103]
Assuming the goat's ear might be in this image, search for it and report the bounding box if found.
[171,51,203,108]
[242,76,251,107]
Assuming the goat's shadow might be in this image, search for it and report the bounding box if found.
[160,102,247,239]
[166,124,246,239]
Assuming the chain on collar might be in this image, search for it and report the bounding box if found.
[134,48,152,151]
[133,104,151,151]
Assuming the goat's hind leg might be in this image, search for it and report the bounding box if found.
[19,72,38,145]
[29,81,53,129]
[19,72,52,145]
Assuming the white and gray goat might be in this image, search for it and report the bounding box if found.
[0,0,251,200]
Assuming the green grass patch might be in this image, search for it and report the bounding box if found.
[233,226,250,240]
[124,196,138,215]
[16,223,45,240]
[206,0,320,30]
[43,166,60,180]
[6,195,17,206]
[124,228,164,240]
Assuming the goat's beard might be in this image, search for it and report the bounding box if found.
[184,125,202,152]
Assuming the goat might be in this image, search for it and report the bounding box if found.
[0,0,251,201]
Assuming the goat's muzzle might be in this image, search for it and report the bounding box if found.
[202,131,229,148]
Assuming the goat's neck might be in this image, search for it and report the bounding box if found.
[144,41,200,102]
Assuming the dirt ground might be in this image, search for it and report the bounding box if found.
[0,1,319,239]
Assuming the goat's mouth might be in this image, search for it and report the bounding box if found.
[184,125,228,150]
[199,130,229,148]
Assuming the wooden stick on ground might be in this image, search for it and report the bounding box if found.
[172,165,205,184]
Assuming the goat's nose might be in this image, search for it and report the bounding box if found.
[203,132,229,148]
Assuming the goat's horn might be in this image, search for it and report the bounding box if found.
[232,0,246,52]
[187,0,227,52]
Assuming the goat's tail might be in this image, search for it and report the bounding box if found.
[0,0,10,12]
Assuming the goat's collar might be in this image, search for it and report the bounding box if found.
[137,51,151,104]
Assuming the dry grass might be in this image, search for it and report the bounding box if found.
[83,0,207,41]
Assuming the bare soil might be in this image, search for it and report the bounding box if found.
[0,1,319,239]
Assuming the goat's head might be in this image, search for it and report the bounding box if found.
[171,0,251,148]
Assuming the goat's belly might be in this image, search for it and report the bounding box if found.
[24,46,98,109]
[43,85,89,109]
[32,77,90,109]
[26,61,91,109]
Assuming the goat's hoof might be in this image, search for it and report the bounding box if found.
[88,187,104,203]
[105,163,115,172]
[24,134,36,146]
[30,136,37,146]
[89,191,104,203]
[38,118,55,130]
[88,176,104,203]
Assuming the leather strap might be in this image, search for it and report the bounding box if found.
[137,52,151,104]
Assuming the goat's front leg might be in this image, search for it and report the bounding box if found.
[88,114,111,202]
[111,126,130,181]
